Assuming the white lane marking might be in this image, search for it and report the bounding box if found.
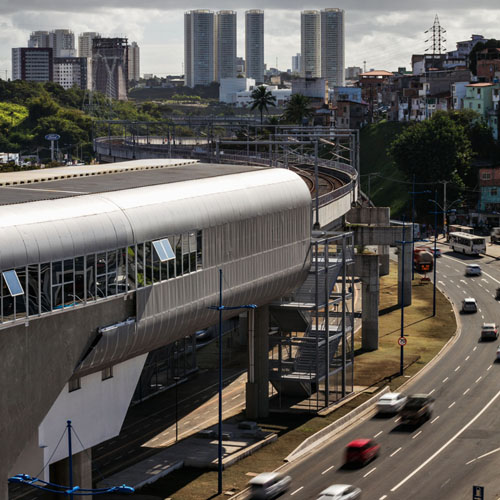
[477,447,500,461]
[321,465,334,475]
[449,279,454,283]
[438,280,445,286]
[463,388,470,395]
[466,458,476,465]
[455,365,461,372]
[412,430,423,439]
[457,285,461,289]
[394,416,401,423]
[374,431,383,438]
[445,264,450,268]
[482,278,489,284]
[443,274,447,278]
[462,290,467,294]
[428,389,435,395]
[390,388,500,492]
[431,416,440,424]
[478,309,482,313]
[442,377,449,383]
[482,315,485,320]
[231,395,239,400]
[449,402,456,408]
[473,346,478,351]
[291,486,304,496]
[364,467,376,478]
[442,255,500,285]
[488,364,493,371]
[455,268,460,272]
[465,356,470,361]
[485,289,490,294]
[380,496,388,500]
[460,279,467,284]
[390,447,402,457]
[476,376,482,383]
[479,283,483,288]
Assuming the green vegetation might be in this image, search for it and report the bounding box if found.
[0,102,28,129]
[250,85,277,124]
[360,120,409,215]
[282,93,314,125]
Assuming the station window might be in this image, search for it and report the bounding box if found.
[102,366,113,380]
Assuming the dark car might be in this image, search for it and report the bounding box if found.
[399,394,434,425]
[344,439,380,466]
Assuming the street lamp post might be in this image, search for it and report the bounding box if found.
[173,375,180,442]
[208,269,256,496]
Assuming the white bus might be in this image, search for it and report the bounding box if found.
[449,232,486,255]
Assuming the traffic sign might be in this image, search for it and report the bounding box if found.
[398,337,407,347]
[473,485,484,500]
[45,133,60,141]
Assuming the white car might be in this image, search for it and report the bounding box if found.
[317,484,362,500]
[248,472,291,499]
[461,298,478,313]
[496,345,500,361]
[465,264,482,276]
[376,392,407,414]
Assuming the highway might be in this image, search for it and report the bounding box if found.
[281,246,500,500]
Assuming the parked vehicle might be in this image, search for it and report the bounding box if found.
[316,484,362,500]
[376,392,407,414]
[344,439,380,466]
[449,232,486,255]
[491,227,500,244]
[399,394,434,425]
[461,298,478,313]
[248,472,292,499]
[481,323,499,341]
[465,264,482,276]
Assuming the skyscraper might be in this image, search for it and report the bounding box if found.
[321,8,345,86]
[49,29,76,57]
[301,10,320,78]
[184,10,216,87]
[12,47,53,82]
[216,10,237,81]
[128,41,140,82]
[245,10,264,84]
[28,31,50,48]
[79,32,100,58]
[292,53,301,74]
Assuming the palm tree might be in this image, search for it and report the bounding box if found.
[283,93,314,125]
[250,85,277,124]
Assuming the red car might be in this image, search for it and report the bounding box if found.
[345,439,380,466]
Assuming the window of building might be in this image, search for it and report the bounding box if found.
[482,172,492,180]
[102,366,113,380]
[492,188,498,196]
[68,377,81,392]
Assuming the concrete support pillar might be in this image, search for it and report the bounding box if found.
[398,243,412,306]
[378,245,390,276]
[360,255,379,351]
[246,305,269,419]
[50,449,92,491]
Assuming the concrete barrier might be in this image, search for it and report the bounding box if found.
[285,386,389,463]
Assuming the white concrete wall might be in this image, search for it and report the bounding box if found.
[219,77,255,103]
[37,354,147,479]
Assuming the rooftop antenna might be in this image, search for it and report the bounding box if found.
[363,60,366,73]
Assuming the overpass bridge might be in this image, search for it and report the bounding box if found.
[1,154,358,496]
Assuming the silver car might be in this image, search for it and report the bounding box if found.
[248,472,292,499]
[376,392,407,414]
[465,264,482,276]
[317,484,362,500]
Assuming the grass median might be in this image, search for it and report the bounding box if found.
[137,261,456,500]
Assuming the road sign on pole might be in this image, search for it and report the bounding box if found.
[45,134,60,162]
[473,485,484,500]
[398,337,407,347]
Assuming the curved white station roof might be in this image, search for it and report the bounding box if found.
[0,167,311,270]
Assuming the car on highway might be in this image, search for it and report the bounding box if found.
[496,287,500,300]
[496,345,500,361]
[399,394,434,425]
[344,439,380,467]
[461,297,478,313]
[248,472,292,499]
[481,323,499,341]
[316,484,362,500]
[465,264,482,276]
[376,392,407,414]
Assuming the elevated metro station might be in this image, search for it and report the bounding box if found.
[0,157,357,494]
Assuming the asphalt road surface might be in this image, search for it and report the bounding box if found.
[281,245,500,500]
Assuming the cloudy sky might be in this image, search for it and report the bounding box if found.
[1,1,500,79]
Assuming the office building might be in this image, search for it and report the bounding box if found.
[346,66,362,80]
[321,8,344,86]
[184,10,216,87]
[79,32,100,58]
[12,47,53,82]
[245,10,264,84]
[292,53,301,74]
[301,10,320,78]
[49,29,76,57]
[28,31,50,48]
[92,37,128,100]
[217,10,237,81]
[128,41,140,82]
[54,56,88,90]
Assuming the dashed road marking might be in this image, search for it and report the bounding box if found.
[321,465,335,475]
[390,447,402,457]
[429,389,435,395]
[380,496,388,500]
[443,377,449,383]
[394,416,401,423]
[449,401,456,409]
[473,346,478,351]
[463,388,470,395]
[476,376,482,383]
[488,364,493,371]
[291,486,304,496]
[374,431,383,438]
[431,416,440,424]
[455,365,461,372]
[412,430,422,439]
[465,356,470,361]
[364,467,377,478]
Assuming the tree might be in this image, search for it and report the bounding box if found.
[250,85,276,124]
[388,111,473,186]
[283,93,314,125]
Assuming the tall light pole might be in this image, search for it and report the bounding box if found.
[173,375,180,442]
[208,269,256,496]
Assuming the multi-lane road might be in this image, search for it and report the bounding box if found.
[281,245,500,500]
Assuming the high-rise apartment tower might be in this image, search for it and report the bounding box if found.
[245,10,264,84]
[128,41,140,82]
[217,10,237,81]
[79,32,100,58]
[321,8,345,86]
[301,10,321,78]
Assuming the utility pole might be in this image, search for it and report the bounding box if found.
[439,180,450,238]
